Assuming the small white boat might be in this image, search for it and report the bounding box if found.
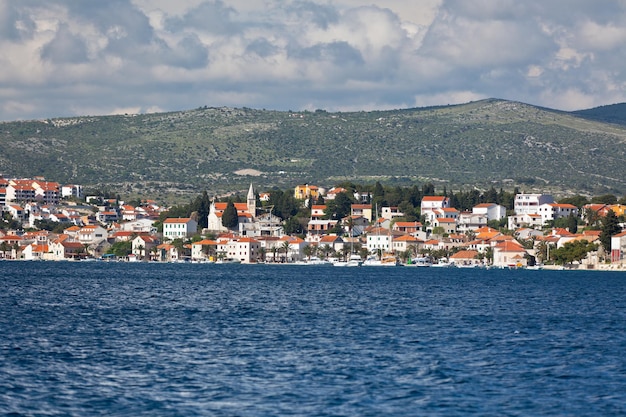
[333,254,363,267]
[295,256,332,265]
[363,254,399,266]
[409,257,432,267]
[216,257,241,264]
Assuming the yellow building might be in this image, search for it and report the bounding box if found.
[294,184,320,200]
[609,204,626,217]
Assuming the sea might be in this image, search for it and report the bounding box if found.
[1,261,625,417]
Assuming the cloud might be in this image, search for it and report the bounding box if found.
[41,23,89,64]
[1,0,626,120]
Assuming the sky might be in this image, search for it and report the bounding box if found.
[1,0,626,121]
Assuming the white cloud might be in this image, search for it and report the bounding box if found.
[1,0,626,120]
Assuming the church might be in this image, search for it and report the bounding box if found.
[207,184,283,237]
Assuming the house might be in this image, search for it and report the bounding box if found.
[132,235,160,260]
[323,187,347,200]
[351,204,373,222]
[156,243,179,262]
[119,219,157,234]
[239,212,284,237]
[537,203,578,225]
[77,225,108,244]
[492,240,529,268]
[611,231,626,263]
[23,243,49,261]
[420,196,450,213]
[96,210,119,224]
[514,193,554,215]
[307,219,338,235]
[457,212,488,232]
[277,236,308,262]
[61,184,83,199]
[392,221,423,235]
[507,213,543,230]
[381,206,404,221]
[191,239,219,261]
[366,227,395,253]
[391,235,423,255]
[49,238,86,260]
[294,184,320,201]
[317,235,345,254]
[163,217,198,239]
[431,217,457,235]
[472,203,506,221]
[6,205,26,223]
[450,250,481,267]
[223,237,261,263]
[343,215,369,236]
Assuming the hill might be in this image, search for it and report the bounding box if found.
[571,103,626,126]
[1,98,625,200]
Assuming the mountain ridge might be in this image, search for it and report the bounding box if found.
[1,98,625,200]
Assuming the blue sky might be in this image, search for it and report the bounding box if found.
[1,0,626,120]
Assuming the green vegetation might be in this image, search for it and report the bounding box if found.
[1,99,626,200]
[552,240,598,265]
[600,210,622,252]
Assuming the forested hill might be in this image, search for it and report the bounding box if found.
[1,98,625,200]
[572,103,626,126]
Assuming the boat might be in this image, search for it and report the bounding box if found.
[409,257,432,267]
[333,254,363,267]
[363,253,400,266]
[295,256,332,265]
[216,257,241,264]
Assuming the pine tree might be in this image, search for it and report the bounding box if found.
[599,210,621,252]
[221,201,239,229]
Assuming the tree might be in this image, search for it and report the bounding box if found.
[281,240,291,262]
[325,192,352,220]
[592,194,618,205]
[599,210,621,253]
[190,190,211,229]
[221,201,239,229]
[567,213,578,234]
[553,240,598,265]
[284,216,304,235]
[303,244,315,260]
[107,241,132,258]
[258,247,266,263]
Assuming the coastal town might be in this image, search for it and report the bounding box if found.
[1,177,625,270]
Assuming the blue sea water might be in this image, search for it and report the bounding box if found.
[1,262,625,416]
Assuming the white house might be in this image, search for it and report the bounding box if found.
[508,213,544,230]
[366,228,393,253]
[61,184,83,199]
[163,217,198,239]
[421,196,450,213]
[514,193,554,215]
[191,239,219,261]
[119,218,157,234]
[224,237,261,263]
[77,225,108,244]
[472,203,506,221]
[457,212,488,232]
[381,206,404,220]
[132,235,160,260]
[537,203,578,225]
[611,231,626,263]
[431,217,458,235]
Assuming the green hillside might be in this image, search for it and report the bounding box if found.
[572,103,626,126]
[1,98,625,199]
